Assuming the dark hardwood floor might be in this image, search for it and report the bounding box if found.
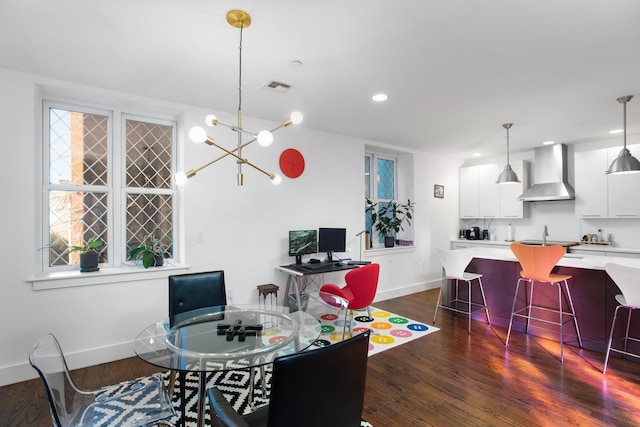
[3,289,640,426]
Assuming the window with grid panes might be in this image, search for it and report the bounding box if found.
[365,152,402,245]
[43,101,177,271]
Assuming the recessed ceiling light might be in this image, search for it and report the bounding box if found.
[472,152,481,157]
[372,93,388,102]
[609,129,624,134]
[542,140,555,145]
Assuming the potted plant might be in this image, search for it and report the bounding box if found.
[67,236,102,272]
[367,198,415,247]
[130,233,164,268]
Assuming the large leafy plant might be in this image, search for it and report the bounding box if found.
[366,198,415,237]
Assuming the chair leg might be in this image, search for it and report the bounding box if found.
[433,276,446,324]
[624,306,633,355]
[168,370,177,396]
[603,305,622,374]
[477,277,491,325]
[558,282,564,363]
[467,278,472,334]
[525,279,534,334]
[562,279,583,348]
[506,278,524,346]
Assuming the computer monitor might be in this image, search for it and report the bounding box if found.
[288,230,317,265]
[318,227,346,262]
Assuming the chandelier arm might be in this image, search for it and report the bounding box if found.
[206,137,274,179]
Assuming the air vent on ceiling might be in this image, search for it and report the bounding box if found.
[263,80,293,94]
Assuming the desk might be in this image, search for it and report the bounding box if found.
[134,305,320,427]
[276,263,359,311]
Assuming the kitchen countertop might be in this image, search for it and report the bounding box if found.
[451,239,640,255]
[466,246,640,270]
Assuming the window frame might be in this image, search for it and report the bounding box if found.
[365,148,415,248]
[39,99,179,273]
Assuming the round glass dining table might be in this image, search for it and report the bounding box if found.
[134,305,321,427]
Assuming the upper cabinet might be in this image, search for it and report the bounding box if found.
[574,148,608,218]
[459,161,528,219]
[574,144,640,218]
[608,144,640,218]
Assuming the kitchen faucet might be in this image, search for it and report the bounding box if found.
[543,225,548,246]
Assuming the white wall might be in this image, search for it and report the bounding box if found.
[0,67,461,386]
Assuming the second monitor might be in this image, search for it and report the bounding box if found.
[318,227,346,262]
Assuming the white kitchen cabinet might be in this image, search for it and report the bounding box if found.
[477,163,500,218]
[608,144,640,218]
[574,148,608,218]
[459,161,527,219]
[459,166,479,218]
[499,160,529,218]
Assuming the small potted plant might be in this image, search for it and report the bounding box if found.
[367,198,415,248]
[67,236,102,272]
[130,233,165,268]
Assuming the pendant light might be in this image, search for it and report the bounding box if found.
[606,95,640,175]
[496,123,520,184]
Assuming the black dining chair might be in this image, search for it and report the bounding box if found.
[168,270,228,399]
[208,331,370,427]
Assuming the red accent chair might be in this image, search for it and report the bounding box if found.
[320,263,380,334]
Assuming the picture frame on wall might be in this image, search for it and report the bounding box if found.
[434,184,444,198]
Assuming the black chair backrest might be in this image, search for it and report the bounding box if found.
[267,331,370,427]
[168,270,227,327]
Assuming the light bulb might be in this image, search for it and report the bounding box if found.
[270,174,282,185]
[257,130,274,147]
[290,111,303,125]
[175,172,188,185]
[189,126,207,143]
[205,114,218,126]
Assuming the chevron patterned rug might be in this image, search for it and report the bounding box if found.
[165,369,373,426]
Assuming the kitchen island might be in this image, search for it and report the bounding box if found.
[459,246,640,355]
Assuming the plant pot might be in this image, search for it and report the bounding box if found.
[79,251,100,272]
[153,253,164,267]
[384,236,395,248]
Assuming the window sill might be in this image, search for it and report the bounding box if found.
[365,245,416,256]
[28,263,190,291]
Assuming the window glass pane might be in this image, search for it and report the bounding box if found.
[377,158,395,200]
[49,108,108,186]
[48,190,108,266]
[126,120,173,189]
[364,155,371,199]
[126,193,173,260]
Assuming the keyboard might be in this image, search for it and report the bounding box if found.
[301,262,331,270]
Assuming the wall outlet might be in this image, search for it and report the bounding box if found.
[196,231,205,243]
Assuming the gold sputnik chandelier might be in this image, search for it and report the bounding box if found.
[176,10,303,186]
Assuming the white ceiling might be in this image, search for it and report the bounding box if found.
[2,0,640,159]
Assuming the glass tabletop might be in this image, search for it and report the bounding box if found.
[134,305,321,373]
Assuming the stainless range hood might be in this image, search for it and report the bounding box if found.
[518,144,575,201]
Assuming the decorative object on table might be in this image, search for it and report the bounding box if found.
[129,232,165,268]
[209,331,371,427]
[606,95,640,175]
[29,333,176,427]
[175,10,303,187]
[496,122,520,184]
[366,198,415,248]
[66,236,102,272]
[279,148,305,178]
[217,319,263,341]
[434,184,445,198]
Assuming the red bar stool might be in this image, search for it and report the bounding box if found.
[506,242,583,363]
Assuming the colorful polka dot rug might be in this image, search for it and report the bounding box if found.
[312,306,439,356]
